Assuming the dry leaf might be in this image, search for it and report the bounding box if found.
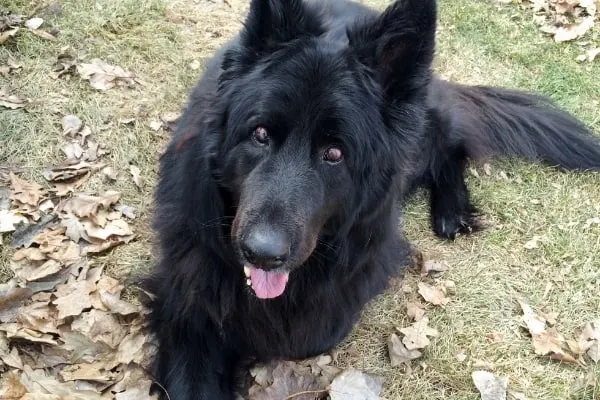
[82,218,133,240]
[0,372,27,399]
[43,160,105,182]
[532,328,578,364]
[52,280,94,320]
[10,172,45,206]
[518,301,547,335]
[418,282,450,306]
[328,369,383,400]
[420,260,446,277]
[129,165,142,188]
[57,191,121,223]
[388,333,422,366]
[406,301,426,322]
[0,90,26,109]
[77,59,137,91]
[472,370,508,400]
[554,17,595,42]
[28,28,57,41]
[249,361,321,400]
[24,17,44,29]
[524,235,542,249]
[62,114,83,136]
[0,209,28,232]
[102,166,117,181]
[149,120,162,131]
[0,27,20,45]
[62,141,84,160]
[399,316,439,350]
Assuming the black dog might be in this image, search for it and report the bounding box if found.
[142,0,600,398]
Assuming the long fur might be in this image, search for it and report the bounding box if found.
[141,0,600,398]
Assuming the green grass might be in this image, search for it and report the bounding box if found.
[1,0,599,398]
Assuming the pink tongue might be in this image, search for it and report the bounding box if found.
[249,267,289,299]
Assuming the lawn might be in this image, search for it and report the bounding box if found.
[1,0,599,399]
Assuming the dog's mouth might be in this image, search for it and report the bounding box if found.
[244,264,290,299]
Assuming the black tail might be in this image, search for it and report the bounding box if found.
[432,78,600,171]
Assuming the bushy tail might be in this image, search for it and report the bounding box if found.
[434,79,600,171]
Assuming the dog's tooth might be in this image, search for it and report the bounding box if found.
[246,278,252,286]
[244,266,251,277]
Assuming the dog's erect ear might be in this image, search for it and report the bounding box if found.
[348,0,437,100]
[240,0,323,53]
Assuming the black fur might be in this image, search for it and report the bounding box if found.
[142,0,600,398]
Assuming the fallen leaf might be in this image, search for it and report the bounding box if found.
[585,48,600,62]
[102,166,118,181]
[77,59,137,91]
[249,361,321,400]
[472,370,508,400]
[554,17,595,42]
[24,17,44,29]
[129,165,142,188]
[149,119,162,131]
[388,333,422,366]
[399,316,439,350]
[328,369,383,400]
[418,282,450,306]
[57,191,121,224]
[62,141,84,160]
[115,204,136,219]
[62,115,82,136]
[0,209,28,232]
[43,160,105,182]
[0,27,20,45]
[486,332,504,343]
[524,235,542,249]
[52,280,94,320]
[518,300,547,335]
[10,172,45,206]
[532,328,578,364]
[10,213,57,248]
[0,372,27,399]
[406,301,426,322]
[28,28,57,41]
[421,259,446,277]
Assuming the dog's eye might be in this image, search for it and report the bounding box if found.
[323,146,343,164]
[252,126,269,145]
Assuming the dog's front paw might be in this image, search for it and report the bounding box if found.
[432,210,480,240]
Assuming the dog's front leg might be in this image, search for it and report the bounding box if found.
[150,316,238,400]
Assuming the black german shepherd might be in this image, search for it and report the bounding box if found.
[142,0,600,398]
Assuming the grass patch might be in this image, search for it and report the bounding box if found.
[1,0,599,398]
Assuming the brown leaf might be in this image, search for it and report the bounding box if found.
[60,214,89,243]
[28,28,57,41]
[60,360,121,382]
[249,361,321,400]
[406,301,426,322]
[83,234,135,254]
[62,115,82,136]
[10,172,45,207]
[0,280,32,323]
[518,300,547,335]
[472,370,508,400]
[62,141,84,160]
[82,218,133,240]
[17,301,60,335]
[129,164,142,188]
[420,260,446,277]
[387,333,422,366]
[0,27,20,45]
[1,323,58,345]
[77,59,137,91]
[51,172,91,196]
[42,160,105,182]
[98,291,138,315]
[52,280,95,320]
[532,328,578,364]
[0,372,27,399]
[418,282,450,306]
[71,309,127,349]
[32,226,67,253]
[24,17,44,29]
[57,191,121,224]
[554,17,595,42]
[0,209,28,233]
[18,365,107,399]
[328,369,383,400]
[399,316,439,350]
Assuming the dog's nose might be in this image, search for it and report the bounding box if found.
[241,227,290,268]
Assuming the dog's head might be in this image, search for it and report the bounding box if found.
[188,0,437,299]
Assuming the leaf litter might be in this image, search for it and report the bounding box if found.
[518,300,598,365]
[0,111,153,398]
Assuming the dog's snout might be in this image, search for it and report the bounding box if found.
[241,226,290,268]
